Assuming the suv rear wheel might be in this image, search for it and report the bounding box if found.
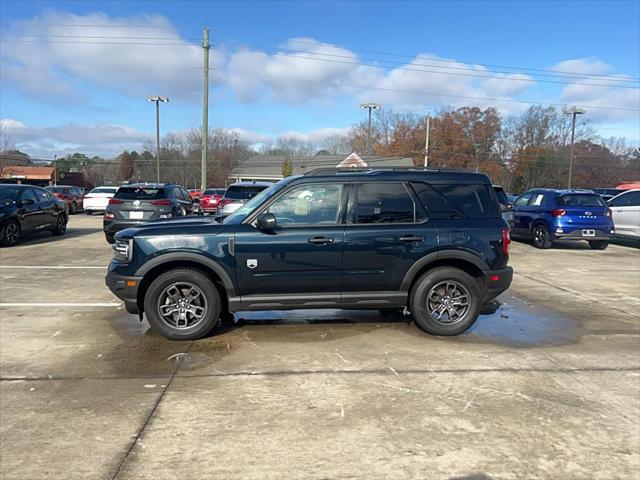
[410,267,482,336]
[588,240,609,250]
[532,224,553,249]
[144,268,221,340]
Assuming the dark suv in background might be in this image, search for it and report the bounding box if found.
[106,168,513,341]
[103,183,202,243]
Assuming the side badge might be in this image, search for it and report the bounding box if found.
[247,259,258,269]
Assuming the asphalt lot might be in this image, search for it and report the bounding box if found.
[1,215,639,480]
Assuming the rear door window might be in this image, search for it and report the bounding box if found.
[431,184,500,219]
[609,192,640,207]
[514,193,533,207]
[114,187,165,200]
[34,189,52,202]
[20,189,38,203]
[353,183,419,224]
[529,193,546,206]
[225,185,267,200]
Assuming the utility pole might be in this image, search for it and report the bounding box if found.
[424,116,430,167]
[360,103,380,156]
[147,96,169,183]
[563,107,585,189]
[53,154,57,185]
[201,28,210,192]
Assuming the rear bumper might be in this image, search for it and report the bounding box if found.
[485,267,513,300]
[103,220,146,236]
[553,228,612,241]
[106,271,142,314]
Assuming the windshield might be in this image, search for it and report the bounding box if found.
[0,186,20,203]
[223,178,295,225]
[557,194,607,207]
[90,187,117,194]
[46,186,67,193]
[204,189,225,195]
[224,185,269,200]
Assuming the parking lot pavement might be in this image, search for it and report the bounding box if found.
[1,216,638,479]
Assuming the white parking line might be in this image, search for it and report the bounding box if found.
[0,303,121,307]
[0,266,106,269]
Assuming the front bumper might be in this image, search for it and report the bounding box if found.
[485,267,513,300]
[106,271,142,314]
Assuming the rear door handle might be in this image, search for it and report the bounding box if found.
[308,236,334,245]
[399,235,424,242]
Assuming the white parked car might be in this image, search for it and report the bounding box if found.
[83,186,118,215]
[608,189,640,240]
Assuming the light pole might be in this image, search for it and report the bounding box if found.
[360,103,380,156]
[53,154,57,186]
[563,106,585,189]
[147,96,169,183]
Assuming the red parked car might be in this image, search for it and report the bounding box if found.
[188,189,202,200]
[45,185,84,214]
[198,188,226,214]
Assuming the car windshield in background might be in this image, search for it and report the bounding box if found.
[224,185,268,200]
[557,194,607,207]
[114,187,165,200]
[204,189,225,195]
[46,187,67,193]
[0,186,20,202]
[493,187,509,205]
[90,187,117,194]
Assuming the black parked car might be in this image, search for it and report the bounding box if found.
[0,184,68,246]
[106,168,513,341]
[103,183,202,243]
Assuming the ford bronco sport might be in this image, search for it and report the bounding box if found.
[106,168,513,340]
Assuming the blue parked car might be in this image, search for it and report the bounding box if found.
[512,189,614,250]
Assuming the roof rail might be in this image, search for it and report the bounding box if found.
[304,166,472,176]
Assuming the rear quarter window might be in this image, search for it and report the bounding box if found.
[428,184,501,219]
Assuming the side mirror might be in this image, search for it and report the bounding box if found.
[256,212,277,231]
[21,198,35,206]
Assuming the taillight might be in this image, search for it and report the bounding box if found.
[108,198,124,205]
[104,212,115,220]
[606,208,612,217]
[151,199,172,206]
[502,228,511,256]
[551,208,566,217]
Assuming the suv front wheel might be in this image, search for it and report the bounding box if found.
[410,267,482,336]
[144,268,221,340]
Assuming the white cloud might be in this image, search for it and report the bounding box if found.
[551,58,640,122]
[0,11,224,102]
[1,118,151,158]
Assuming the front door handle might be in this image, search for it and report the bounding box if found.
[308,236,334,245]
[399,235,424,242]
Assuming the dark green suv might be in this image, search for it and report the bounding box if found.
[106,168,513,340]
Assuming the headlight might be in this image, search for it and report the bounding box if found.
[112,238,133,263]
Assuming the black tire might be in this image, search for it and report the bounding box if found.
[70,202,77,214]
[51,214,67,236]
[144,268,221,340]
[589,240,609,250]
[85,210,93,216]
[105,234,115,244]
[1,220,21,247]
[532,224,553,249]
[410,267,482,336]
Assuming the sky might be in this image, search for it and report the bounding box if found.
[0,0,639,159]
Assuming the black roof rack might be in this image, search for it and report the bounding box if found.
[304,166,473,176]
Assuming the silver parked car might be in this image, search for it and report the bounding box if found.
[608,189,640,240]
[218,182,273,217]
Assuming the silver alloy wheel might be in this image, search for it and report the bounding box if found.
[426,280,471,325]
[157,282,208,330]
[4,222,19,244]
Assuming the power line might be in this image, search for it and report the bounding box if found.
[287,39,640,82]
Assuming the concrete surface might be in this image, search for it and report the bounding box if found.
[0,215,638,479]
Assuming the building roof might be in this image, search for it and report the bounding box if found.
[230,153,414,178]
[0,165,54,180]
